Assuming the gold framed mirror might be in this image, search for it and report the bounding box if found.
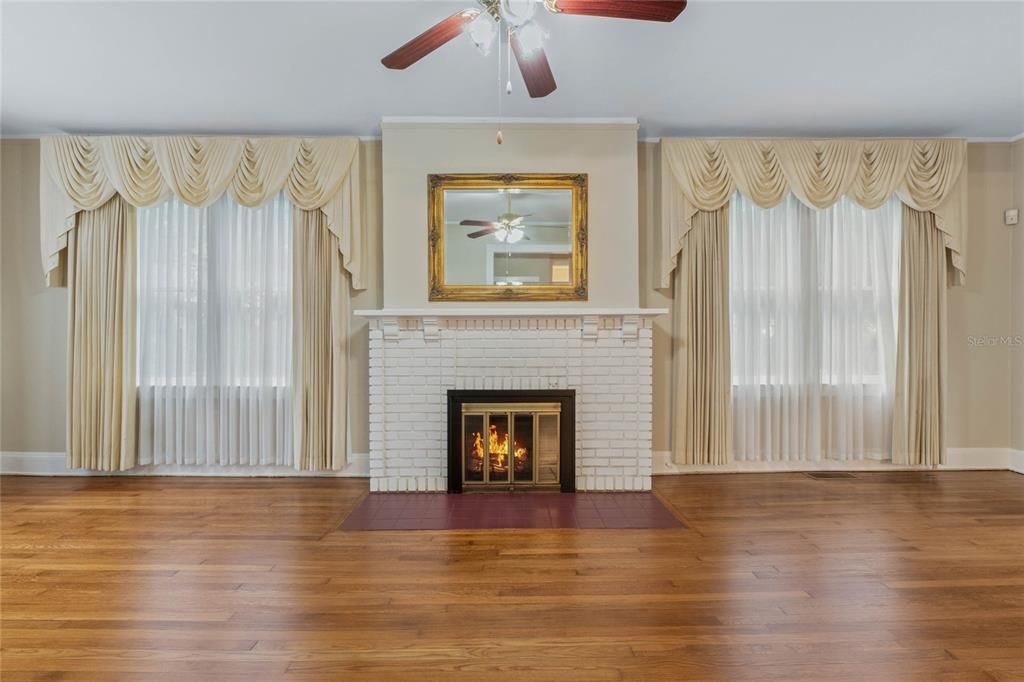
[428,173,588,301]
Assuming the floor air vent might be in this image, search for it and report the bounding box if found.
[805,472,857,480]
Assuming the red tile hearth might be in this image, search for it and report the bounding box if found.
[338,492,685,531]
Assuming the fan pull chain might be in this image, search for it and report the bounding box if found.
[506,25,513,95]
[496,17,503,145]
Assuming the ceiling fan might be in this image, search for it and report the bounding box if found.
[381,0,687,99]
[460,191,535,242]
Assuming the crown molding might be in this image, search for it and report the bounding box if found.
[967,134,1024,143]
[1,133,385,142]
[643,134,1024,144]
[6,126,1019,144]
[381,116,638,127]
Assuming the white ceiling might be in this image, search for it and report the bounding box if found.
[2,0,1022,139]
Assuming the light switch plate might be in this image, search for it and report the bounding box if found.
[1006,208,1019,226]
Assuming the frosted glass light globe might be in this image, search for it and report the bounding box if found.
[500,0,536,27]
[467,12,497,55]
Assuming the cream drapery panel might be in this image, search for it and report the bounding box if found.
[40,136,366,289]
[293,209,349,471]
[66,195,137,471]
[892,206,947,466]
[659,139,968,288]
[671,209,732,465]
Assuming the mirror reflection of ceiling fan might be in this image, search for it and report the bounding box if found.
[381,0,687,99]
[460,191,534,242]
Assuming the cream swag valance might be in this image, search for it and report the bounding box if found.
[659,138,968,288]
[40,136,367,288]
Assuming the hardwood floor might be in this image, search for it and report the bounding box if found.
[2,472,1023,681]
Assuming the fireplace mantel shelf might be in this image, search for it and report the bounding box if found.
[354,308,667,319]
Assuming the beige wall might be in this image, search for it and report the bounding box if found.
[1012,140,1024,452]
[381,121,640,309]
[1,139,67,453]
[1,137,1017,458]
[946,144,1016,449]
[0,139,383,458]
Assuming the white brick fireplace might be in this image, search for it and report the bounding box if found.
[357,309,665,492]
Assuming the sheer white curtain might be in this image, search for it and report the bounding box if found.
[137,193,293,466]
[730,193,901,462]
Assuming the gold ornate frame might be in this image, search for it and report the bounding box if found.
[428,173,588,301]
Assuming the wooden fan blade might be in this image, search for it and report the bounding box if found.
[510,32,557,98]
[460,219,501,227]
[468,227,499,238]
[546,0,686,22]
[382,9,479,69]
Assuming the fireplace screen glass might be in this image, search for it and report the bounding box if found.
[463,414,484,482]
[462,402,560,488]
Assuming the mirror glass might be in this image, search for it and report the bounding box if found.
[443,189,573,286]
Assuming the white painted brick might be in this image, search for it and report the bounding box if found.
[367,314,655,492]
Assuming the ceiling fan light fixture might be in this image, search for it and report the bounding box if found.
[467,11,497,55]
[506,227,526,243]
[500,0,537,26]
[381,1,686,78]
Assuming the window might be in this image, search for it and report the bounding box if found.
[729,193,901,462]
[136,193,293,466]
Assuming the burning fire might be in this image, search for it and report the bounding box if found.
[471,424,528,472]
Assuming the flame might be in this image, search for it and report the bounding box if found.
[471,424,528,472]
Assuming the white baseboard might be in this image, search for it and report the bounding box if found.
[1010,450,1024,475]
[944,448,1012,470]
[6,449,1018,478]
[652,448,1016,474]
[0,451,369,477]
